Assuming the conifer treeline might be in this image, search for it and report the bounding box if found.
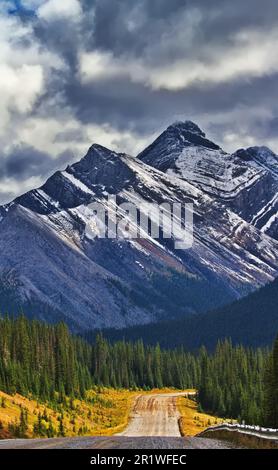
[264,335,278,427]
[198,341,266,424]
[91,334,200,389]
[0,316,92,400]
[0,316,274,426]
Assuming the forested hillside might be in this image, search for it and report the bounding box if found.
[264,335,278,427]
[0,388,142,439]
[0,316,92,400]
[198,341,266,424]
[100,276,278,350]
[0,316,272,428]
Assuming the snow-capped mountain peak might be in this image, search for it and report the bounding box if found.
[1,121,278,332]
[137,120,220,172]
[138,123,278,241]
[167,120,206,137]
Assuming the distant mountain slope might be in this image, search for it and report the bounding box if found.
[1,122,278,331]
[100,276,278,350]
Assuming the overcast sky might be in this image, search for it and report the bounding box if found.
[0,0,278,204]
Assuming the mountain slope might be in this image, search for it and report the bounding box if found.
[1,123,278,331]
[100,275,278,350]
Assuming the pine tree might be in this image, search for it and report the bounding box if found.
[264,335,278,427]
[58,414,65,437]
[18,408,28,437]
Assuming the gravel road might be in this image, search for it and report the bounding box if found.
[0,435,236,449]
[119,392,187,437]
[0,392,240,449]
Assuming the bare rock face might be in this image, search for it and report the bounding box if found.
[1,122,278,331]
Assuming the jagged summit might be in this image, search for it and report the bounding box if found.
[138,120,220,171]
[167,120,205,137]
[247,146,277,158]
[10,145,135,215]
[85,142,117,157]
[1,121,278,331]
[137,122,278,234]
[72,143,119,169]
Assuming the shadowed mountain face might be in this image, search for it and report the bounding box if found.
[101,273,278,351]
[1,122,278,331]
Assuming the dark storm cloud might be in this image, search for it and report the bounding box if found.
[63,71,278,141]
[39,0,278,140]
[30,0,278,73]
[1,144,76,180]
[81,0,278,57]
[1,0,278,205]
[33,17,81,69]
[263,117,278,139]
[21,0,278,143]
[240,116,278,143]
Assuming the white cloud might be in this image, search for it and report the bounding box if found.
[0,14,46,137]
[223,132,256,149]
[223,132,278,155]
[0,8,66,193]
[0,112,147,205]
[197,106,278,154]
[0,14,62,69]
[11,115,146,158]
[37,0,82,21]
[149,28,278,91]
[0,9,65,141]
[15,116,89,157]
[0,63,43,121]
[85,123,148,156]
[0,175,43,203]
[80,51,123,81]
[80,27,278,91]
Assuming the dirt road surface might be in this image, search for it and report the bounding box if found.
[0,392,240,449]
[119,392,187,437]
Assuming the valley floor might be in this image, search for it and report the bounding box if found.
[0,389,227,446]
[0,388,139,439]
[0,390,237,449]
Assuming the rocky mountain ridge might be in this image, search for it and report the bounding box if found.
[1,121,278,331]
